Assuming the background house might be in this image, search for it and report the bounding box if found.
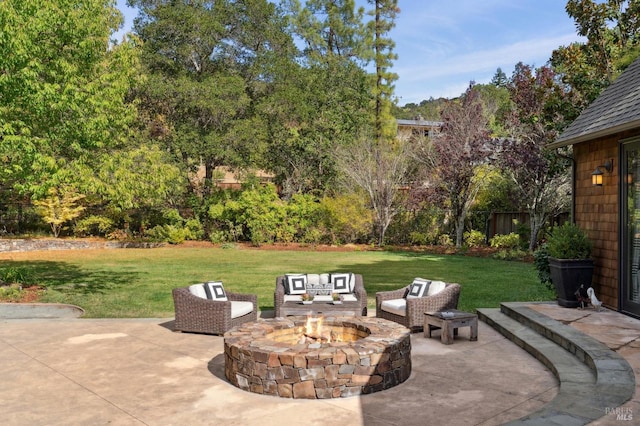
[396,117,442,141]
[549,56,640,318]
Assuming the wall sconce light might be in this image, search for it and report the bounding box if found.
[591,159,613,186]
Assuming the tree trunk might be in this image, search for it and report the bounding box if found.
[528,210,547,251]
[455,212,466,248]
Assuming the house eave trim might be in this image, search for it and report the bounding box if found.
[549,119,640,149]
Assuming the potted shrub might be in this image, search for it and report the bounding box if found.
[301,293,314,304]
[546,223,593,308]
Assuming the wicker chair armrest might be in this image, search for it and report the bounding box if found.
[405,283,461,316]
[227,291,257,303]
[354,286,367,303]
[353,274,367,300]
[274,276,287,317]
[173,287,231,314]
[275,276,287,295]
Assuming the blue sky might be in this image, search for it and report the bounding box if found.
[115,0,583,106]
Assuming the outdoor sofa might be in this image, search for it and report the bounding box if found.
[274,273,368,317]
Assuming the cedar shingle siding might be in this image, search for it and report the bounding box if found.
[574,136,619,308]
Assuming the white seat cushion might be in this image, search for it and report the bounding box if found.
[283,294,303,302]
[341,294,358,302]
[231,301,253,318]
[283,294,356,302]
[427,281,446,296]
[380,298,406,316]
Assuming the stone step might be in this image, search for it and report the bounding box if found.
[477,303,635,425]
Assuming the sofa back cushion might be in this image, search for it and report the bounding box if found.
[189,284,207,299]
[306,273,332,297]
[426,281,446,296]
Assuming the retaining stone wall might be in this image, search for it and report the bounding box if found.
[0,239,162,253]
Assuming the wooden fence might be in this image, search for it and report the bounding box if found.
[486,211,570,239]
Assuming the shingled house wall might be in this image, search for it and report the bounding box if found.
[573,129,640,309]
[574,137,619,308]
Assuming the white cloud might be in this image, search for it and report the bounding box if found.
[398,33,581,83]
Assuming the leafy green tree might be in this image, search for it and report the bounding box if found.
[367,0,399,143]
[472,165,519,213]
[33,187,86,238]
[131,0,296,194]
[269,0,372,196]
[259,60,371,197]
[0,0,138,197]
[66,144,185,234]
[490,67,508,88]
[474,83,512,137]
[551,0,640,114]
[284,0,369,65]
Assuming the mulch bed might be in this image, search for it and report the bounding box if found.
[0,284,46,303]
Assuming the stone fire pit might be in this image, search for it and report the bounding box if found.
[223,316,411,399]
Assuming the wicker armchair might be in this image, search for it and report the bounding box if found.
[376,283,461,331]
[172,287,257,335]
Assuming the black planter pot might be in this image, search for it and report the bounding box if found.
[548,257,594,308]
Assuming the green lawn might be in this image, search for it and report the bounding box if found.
[0,246,555,318]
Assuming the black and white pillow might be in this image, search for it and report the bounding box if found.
[285,274,308,295]
[407,278,431,299]
[330,273,352,294]
[204,281,228,301]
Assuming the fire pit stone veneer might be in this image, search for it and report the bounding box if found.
[223,316,411,399]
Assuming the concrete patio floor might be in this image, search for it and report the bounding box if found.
[0,305,638,425]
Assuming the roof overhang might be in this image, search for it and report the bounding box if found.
[548,119,640,149]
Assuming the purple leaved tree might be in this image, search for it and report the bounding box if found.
[415,85,494,247]
[497,63,572,250]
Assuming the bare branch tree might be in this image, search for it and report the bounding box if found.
[336,134,413,245]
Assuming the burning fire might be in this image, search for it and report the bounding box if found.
[300,315,332,344]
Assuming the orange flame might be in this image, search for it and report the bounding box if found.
[304,315,331,343]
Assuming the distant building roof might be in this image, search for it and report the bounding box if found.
[550,56,640,148]
[396,119,443,128]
